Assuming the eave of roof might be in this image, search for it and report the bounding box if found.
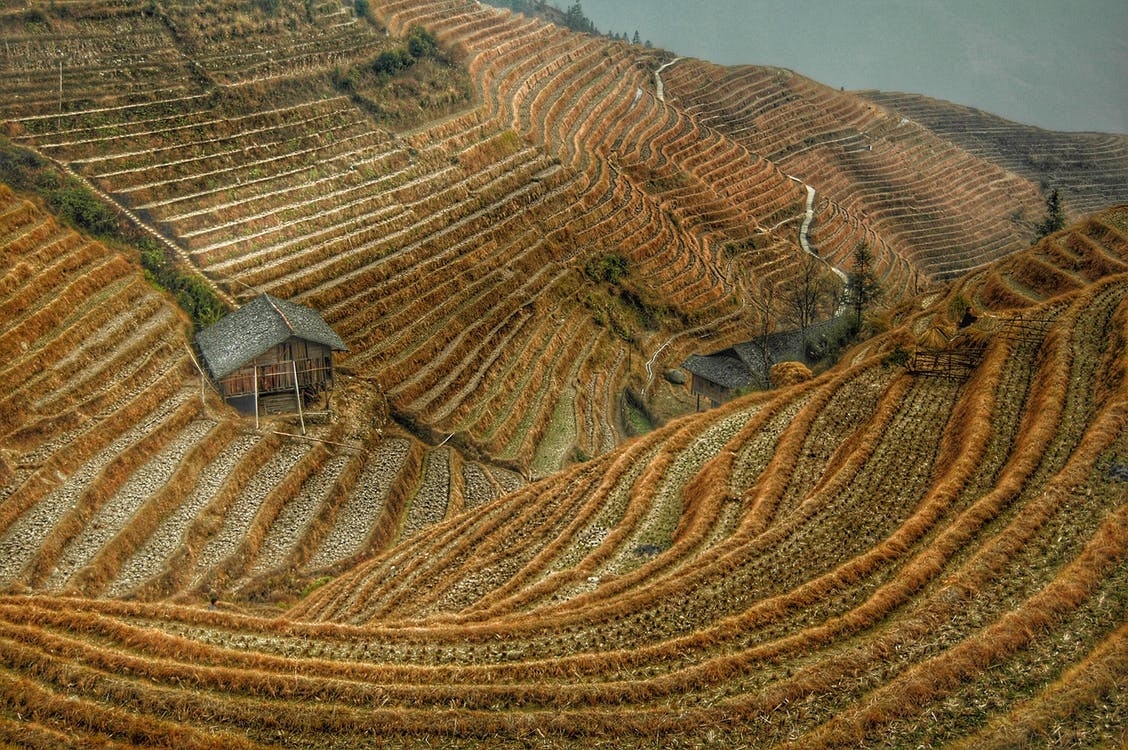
[681,353,756,389]
[195,294,347,379]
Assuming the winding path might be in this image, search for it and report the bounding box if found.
[653,57,682,103]
[788,174,849,290]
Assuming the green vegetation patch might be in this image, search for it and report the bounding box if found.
[0,137,226,330]
[621,386,656,436]
[0,144,114,236]
[582,252,685,337]
[584,251,629,285]
[530,387,578,478]
[330,25,474,129]
[137,242,227,331]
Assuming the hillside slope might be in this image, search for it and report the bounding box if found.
[6,0,1124,479]
[2,0,1127,738]
[0,183,524,604]
[1,206,1125,746]
[659,59,1119,281]
[861,90,1128,217]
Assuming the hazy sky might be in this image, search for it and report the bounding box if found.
[582,0,1127,134]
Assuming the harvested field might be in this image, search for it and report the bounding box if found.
[5,0,1123,477]
[1,0,1127,745]
[0,206,1123,746]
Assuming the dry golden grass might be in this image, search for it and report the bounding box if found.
[2,0,1128,744]
[769,360,813,388]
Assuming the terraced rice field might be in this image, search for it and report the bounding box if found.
[659,60,1056,285]
[2,0,1128,745]
[861,90,1128,218]
[0,185,527,606]
[8,0,1116,478]
[0,201,1125,746]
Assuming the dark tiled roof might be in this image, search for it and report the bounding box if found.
[682,319,844,391]
[195,294,347,378]
[682,352,756,390]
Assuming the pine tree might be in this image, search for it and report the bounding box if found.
[564,2,595,33]
[1035,188,1066,238]
[849,242,881,324]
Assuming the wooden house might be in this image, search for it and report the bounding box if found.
[682,314,850,409]
[681,349,759,409]
[195,294,347,423]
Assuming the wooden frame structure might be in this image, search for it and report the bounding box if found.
[682,351,758,409]
[907,346,985,381]
[908,312,1054,382]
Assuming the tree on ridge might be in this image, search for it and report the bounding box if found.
[1035,187,1066,238]
[849,242,881,325]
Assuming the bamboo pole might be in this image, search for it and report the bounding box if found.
[292,359,305,435]
[182,345,206,406]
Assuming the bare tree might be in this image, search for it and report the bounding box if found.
[748,277,779,387]
[783,253,839,334]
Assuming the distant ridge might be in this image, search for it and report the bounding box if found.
[862,90,1128,216]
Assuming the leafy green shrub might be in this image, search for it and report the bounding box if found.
[882,343,912,369]
[805,314,859,369]
[2,139,114,237]
[50,183,118,237]
[369,26,443,77]
[584,252,629,284]
[406,25,438,59]
[0,142,46,192]
[330,65,355,91]
[139,240,227,330]
[372,48,414,77]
